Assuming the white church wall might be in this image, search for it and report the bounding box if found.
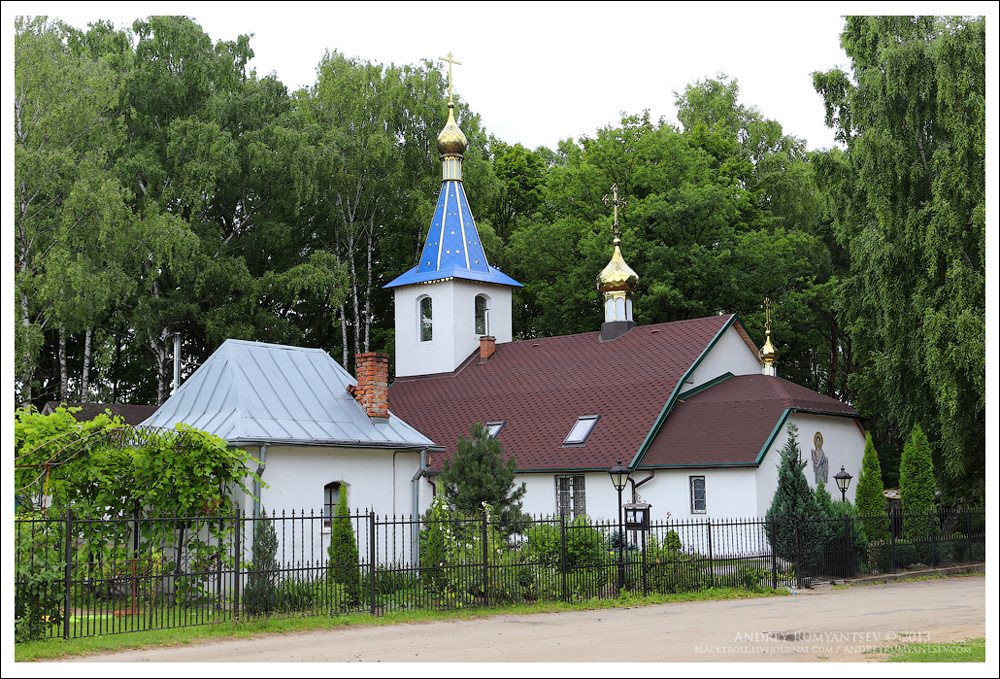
[686,324,761,389]
[393,280,514,377]
[245,445,428,566]
[754,413,867,516]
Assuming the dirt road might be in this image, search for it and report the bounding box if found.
[62,576,986,663]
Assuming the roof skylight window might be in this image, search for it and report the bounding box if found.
[485,421,505,438]
[563,415,599,446]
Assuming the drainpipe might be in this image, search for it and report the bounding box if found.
[253,444,268,517]
[629,469,655,503]
[411,447,428,565]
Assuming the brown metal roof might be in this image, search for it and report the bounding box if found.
[388,315,735,473]
[43,402,159,426]
[639,374,859,468]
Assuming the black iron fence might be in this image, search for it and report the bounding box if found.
[14,506,985,641]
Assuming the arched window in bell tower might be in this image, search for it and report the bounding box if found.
[419,296,433,342]
[475,294,491,336]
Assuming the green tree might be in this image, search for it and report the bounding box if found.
[765,425,832,572]
[14,16,129,406]
[439,422,526,529]
[813,16,985,501]
[899,425,937,561]
[855,433,887,517]
[326,484,361,606]
[243,507,280,616]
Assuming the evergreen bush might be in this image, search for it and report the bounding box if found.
[243,508,280,616]
[326,485,361,606]
[899,426,938,563]
[765,424,832,574]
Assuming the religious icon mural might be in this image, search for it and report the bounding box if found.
[811,431,829,484]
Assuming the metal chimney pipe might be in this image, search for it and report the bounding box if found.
[172,332,181,394]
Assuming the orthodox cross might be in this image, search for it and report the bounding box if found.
[439,52,462,104]
[763,297,773,334]
[603,183,628,239]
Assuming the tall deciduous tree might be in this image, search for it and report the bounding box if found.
[14,16,127,405]
[812,16,985,501]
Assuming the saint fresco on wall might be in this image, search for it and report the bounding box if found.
[811,431,829,484]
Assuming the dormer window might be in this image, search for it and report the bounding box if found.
[419,296,433,342]
[563,415,599,446]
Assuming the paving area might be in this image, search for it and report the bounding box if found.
[57,574,986,664]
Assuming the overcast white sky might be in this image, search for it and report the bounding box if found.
[9,1,993,152]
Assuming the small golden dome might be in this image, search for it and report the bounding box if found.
[597,238,639,292]
[436,103,467,156]
[759,331,778,363]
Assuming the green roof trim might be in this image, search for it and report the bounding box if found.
[676,372,735,399]
[756,408,793,466]
[630,315,739,469]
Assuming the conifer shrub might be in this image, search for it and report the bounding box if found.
[326,484,361,606]
[899,425,938,564]
[814,482,867,577]
[765,424,832,575]
[854,432,892,571]
[243,508,280,616]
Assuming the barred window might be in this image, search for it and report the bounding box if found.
[556,475,586,519]
[690,476,706,514]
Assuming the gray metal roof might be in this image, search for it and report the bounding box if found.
[142,339,434,448]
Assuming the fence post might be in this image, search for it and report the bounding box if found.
[844,513,853,578]
[559,514,567,603]
[770,514,778,589]
[965,508,973,563]
[706,518,714,589]
[794,518,802,588]
[233,506,241,620]
[641,527,648,596]
[63,507,74,640]
[481,512,489,607]
[889,510,897,574]
[929,510,938,568]
[369,512,377,616]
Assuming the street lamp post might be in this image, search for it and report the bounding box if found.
[834,466,853,502]
[608,458,631,591]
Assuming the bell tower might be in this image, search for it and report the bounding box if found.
[384,54,522,377]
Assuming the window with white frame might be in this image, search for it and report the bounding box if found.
[485,421,505,438]
[323,481,343,529]
[475,294,491,336]
[419,296,433,342]
[690,476,706,514]
[562,415,598,446]
[556,475,586,519]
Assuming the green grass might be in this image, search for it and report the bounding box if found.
[15,586,783,661]
[868,637,985,662]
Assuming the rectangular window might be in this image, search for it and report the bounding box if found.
[485,421,505,438]
[563,415,598,446]
[556,475,586,519]
[690,476,706,514]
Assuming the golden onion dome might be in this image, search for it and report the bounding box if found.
[436,103,468,156]
[759,331,778,363]
[597,238,639,293]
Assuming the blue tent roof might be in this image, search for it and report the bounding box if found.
[142,340,434,448]
[385,179,522,289]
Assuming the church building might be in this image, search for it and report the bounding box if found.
[384,64,866,522]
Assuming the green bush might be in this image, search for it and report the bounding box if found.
[326,485,361,606]
[15,513,66,642]
[243,509,280,617]
[526,516,605,572]
[900,426,937,563]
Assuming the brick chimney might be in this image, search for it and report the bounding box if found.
[354,352,389,420]
[479,335,496,364]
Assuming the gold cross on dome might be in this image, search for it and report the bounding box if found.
[763,297,773,333]
[603,183,628,239]
[439,52,462,104]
